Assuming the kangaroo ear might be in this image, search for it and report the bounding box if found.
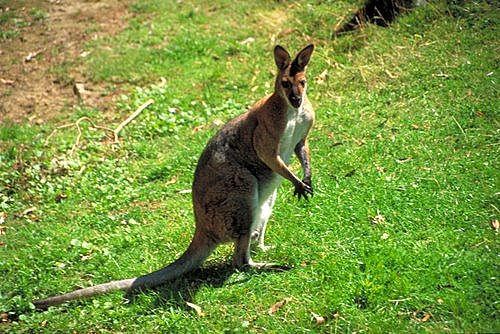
[293,44,315,71]
[274,45,291,70]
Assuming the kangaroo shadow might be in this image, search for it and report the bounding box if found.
[125,261,291,311]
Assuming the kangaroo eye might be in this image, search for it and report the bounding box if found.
[300,80,306,87]
[281,81,291,89]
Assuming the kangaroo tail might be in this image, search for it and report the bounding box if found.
[33,231,215,308]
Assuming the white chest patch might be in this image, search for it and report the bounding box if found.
[279,105,311,164]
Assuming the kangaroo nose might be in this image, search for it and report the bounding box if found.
[290,95,302,107]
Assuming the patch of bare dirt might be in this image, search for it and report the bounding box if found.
[0,0,132,124]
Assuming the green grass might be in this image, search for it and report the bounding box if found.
[1,0,498,332]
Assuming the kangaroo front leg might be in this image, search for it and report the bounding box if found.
[294,138,313,196]
[253,129,312,200]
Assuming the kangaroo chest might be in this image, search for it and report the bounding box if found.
[279,106,311,164]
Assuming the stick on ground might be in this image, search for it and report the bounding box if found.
[44,99,154,152]
[113,99,154,143]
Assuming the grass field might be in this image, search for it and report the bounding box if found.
[1,0,498,332]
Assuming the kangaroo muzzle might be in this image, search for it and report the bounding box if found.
[289,94,302,108]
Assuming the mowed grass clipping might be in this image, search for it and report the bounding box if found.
[0,0,498,333]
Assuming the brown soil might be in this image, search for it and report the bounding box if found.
[0,0,132,124]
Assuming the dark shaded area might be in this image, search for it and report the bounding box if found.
[125,263,236,308]
[335,0,424,35]
[125,262,290,310]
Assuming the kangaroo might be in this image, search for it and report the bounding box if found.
[33,44,315,308]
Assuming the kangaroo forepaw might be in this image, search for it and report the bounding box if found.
[293,182,313,201]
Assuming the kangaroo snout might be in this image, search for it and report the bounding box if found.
[289,95,302,108]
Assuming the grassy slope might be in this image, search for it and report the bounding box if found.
[0,0,498,332]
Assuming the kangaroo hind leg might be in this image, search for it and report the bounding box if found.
[251,189,277,252]
[233,233,278,269]
[229,185,275,268]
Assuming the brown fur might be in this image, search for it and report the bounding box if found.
[33,44,315,308]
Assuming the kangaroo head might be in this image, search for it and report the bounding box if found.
[273,44,314,109]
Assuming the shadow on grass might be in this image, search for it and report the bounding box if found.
[125,262,291,311]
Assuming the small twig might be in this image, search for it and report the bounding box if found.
[45,123,75,145]
[113,99,154,143]
[358,66,367,83]
[70,117,100,155]
[471,240,488,249]
[45,117,115,154]
[25,48,45,62]
[451,115,467,139]
[70,117,96,155]
[389,297,412,306]
[17,206,37,218]
[70,119,83,155]
[45,99,153,153]
[389,298,412,303]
